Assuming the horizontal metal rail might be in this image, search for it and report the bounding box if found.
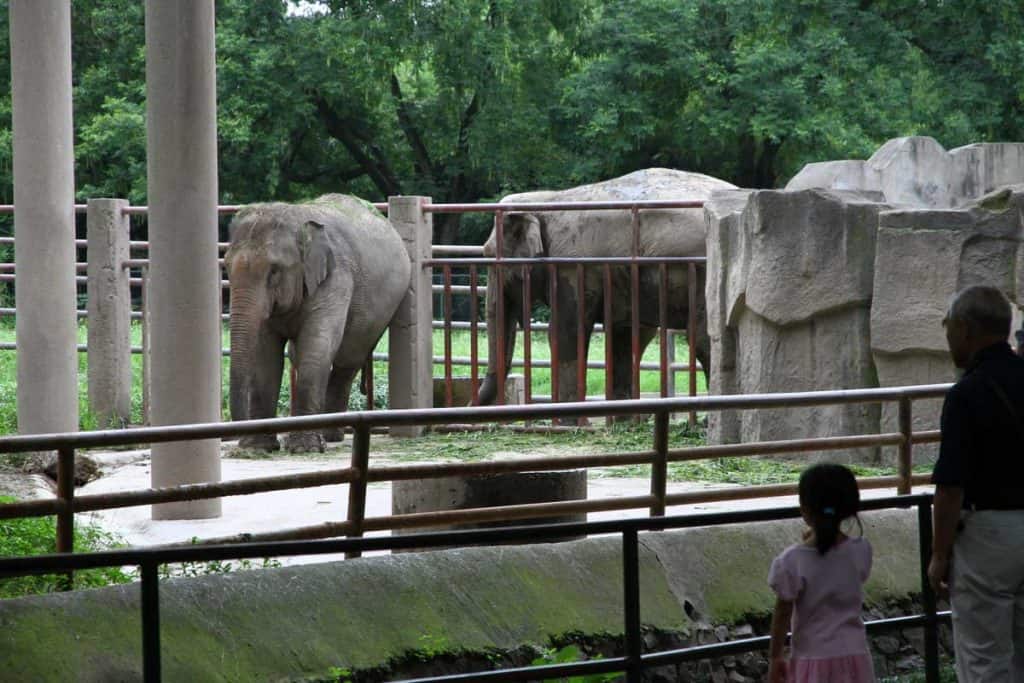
[0,385,951,453]
[421,200,706,213]
[424,256,708,267]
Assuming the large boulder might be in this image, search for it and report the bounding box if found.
[706,189,890,463]
[787,137,1024,208]
[708,137,1024,465]
[871,186,1024,460]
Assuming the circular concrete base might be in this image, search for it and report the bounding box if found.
[391,469,587,547]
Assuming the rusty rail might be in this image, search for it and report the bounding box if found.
[0,385,949,580]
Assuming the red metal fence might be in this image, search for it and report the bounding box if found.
[0,199,709,424]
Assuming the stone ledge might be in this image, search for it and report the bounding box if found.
[0,509,922,682]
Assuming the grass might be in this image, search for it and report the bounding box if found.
[372,419,920,486]
[0,321,701,434]
[0,495,131,597]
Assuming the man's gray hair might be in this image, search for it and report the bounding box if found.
[946,285,1012,337]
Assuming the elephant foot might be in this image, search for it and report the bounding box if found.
[282,430,325,454]
[238,433,280,452]
[322,427,346,443]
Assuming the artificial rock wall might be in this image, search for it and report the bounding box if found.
[707,137,1024,464]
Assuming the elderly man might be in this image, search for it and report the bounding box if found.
[929,285,1024,681]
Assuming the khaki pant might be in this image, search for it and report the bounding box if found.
[951,510,1024,682]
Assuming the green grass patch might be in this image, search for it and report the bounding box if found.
[0,321,697,435]
[0,496,131,597]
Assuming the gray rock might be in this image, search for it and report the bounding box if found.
[787,136,1024,209]
[874,635,901,655]
[707,137,1024,463]
[0,472,54,500]
[19,452,101,486]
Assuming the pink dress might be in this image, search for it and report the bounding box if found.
[768,537,876,683]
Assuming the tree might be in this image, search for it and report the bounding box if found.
[555,0,1024,188]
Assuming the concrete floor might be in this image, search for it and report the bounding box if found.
[76,440,930,566]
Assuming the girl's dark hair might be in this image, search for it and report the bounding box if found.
[798,463,860,555]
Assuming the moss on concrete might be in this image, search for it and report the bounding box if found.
[0,510,923,681]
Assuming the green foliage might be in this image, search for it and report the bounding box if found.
[0,496,131,597]
[156,536,281,579]
[529,644,618,683]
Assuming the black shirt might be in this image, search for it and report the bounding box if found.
[932,342,1024,509]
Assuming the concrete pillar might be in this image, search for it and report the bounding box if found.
[10,1,79,436]
[145,1,221,519]
[388,196,433,437]
[86,199,131,427]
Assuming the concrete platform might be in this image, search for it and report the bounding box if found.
[75,439,932,566]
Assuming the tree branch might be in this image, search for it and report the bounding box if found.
[312,94,402,197]
[389,72,436,182]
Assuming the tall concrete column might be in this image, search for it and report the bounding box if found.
[145,1,221,519]
[10,1,79,436]
[388,196,433,437]
[86,199,132,427]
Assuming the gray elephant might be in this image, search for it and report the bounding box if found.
[225,194,410,452]
[477,168,736,407]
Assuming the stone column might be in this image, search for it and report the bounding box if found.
[10,1,79,436]
[86,199,131,427]
[388,196,433,437]
[145,1,221,519]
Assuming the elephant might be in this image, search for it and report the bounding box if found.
[225,194,410,452]
[476,168,737,408]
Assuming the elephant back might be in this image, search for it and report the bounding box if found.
[497,168,737,258]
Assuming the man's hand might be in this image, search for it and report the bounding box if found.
[928,554,950,598]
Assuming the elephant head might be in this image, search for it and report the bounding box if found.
[225,212,334,422]
[477,212,546,405]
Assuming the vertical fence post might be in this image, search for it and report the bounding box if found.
[687,263,698,428]
[388,196,433,436]
[87,198,132,427]
[918,500,940,683]
[622,526,643,683]
[345,424,371,559]
[494,210,506,406]
[140,560,162,683]
[56,446,75,590]
[665,330,676,398]
[141,265,151,425]
[651,411,668,517]
[898,396,913,495]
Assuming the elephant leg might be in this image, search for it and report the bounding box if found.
[283,307,349,454]
[322,365,358,443]
[551,274,600,425]
[239,333,285,452]
[608,325,657,423]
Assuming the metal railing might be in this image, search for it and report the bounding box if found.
[417,200,710,431]
[0,199,706,420]
[0,384,949,562]
[0,494,947,683]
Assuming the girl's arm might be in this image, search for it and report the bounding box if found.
[768,597,794,682]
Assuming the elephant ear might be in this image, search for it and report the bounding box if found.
[300,220,334,296]
[503,213,545,258]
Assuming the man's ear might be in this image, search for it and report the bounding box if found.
[300,220,334,296]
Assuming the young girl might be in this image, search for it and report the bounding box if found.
[768,463,875,683]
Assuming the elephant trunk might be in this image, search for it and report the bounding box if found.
[477,272,519,405]
[229,288,260,422]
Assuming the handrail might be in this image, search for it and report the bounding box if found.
[0,385,951,453]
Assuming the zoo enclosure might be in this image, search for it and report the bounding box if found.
[0,493,947,683]
[0,198,706,426]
